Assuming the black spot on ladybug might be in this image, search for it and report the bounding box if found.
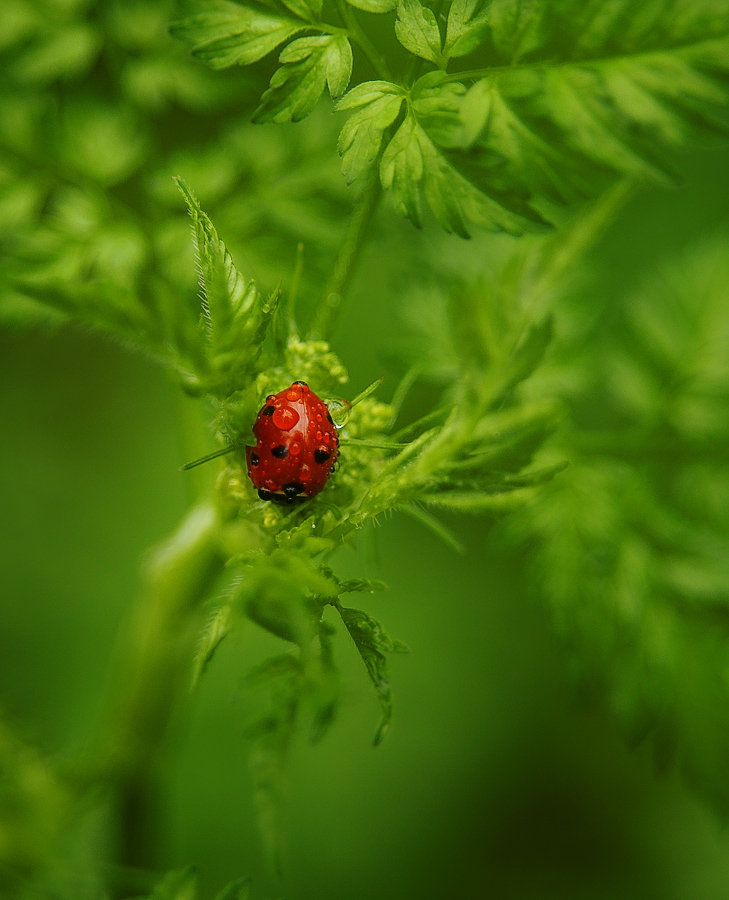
[314,448,331,464]
[283,482,304,501]
[271,444,289,459]
[262,405,275,416]
[292,380,307,386]
[326,411,334,425]
[250,452,260,467]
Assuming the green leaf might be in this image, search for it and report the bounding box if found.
[12,23,100,83]
[501,314,554,396]
[233,551,337,645]
[444,0,489,59]
[280,0,323,23]
[58,102,148,187]
[175,176,276,393]
[513,233,729,816]
[0,717,71,885]
[380,108,538,236]
[399,504,465,553]
[422,488,540,512]
[336,81,405,185]
[337,605,408,745]
[344,0,397,12]
[214,878,252,900]
[457,2,729,206]
[394,0,443,65]
[171,0,305,69]
[145,868,197,900]
[244,666,300,873]
[191,603,233,687]
[253,35,353,124]
[337,578,388,593]
[308,623,339,743]
[325,36,355,101]
[6,186,158,352]
[380,113,424,225]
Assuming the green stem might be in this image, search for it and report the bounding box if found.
[100,504,224,882]
[308,170,382,340]
[335,0,394,82]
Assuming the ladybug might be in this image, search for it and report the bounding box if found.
[246,381,340,503]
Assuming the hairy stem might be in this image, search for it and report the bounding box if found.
[101,504,224,881]
[308,170,382,340]
[335,0,393,82]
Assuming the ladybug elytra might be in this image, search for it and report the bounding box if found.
[246,381,339,503]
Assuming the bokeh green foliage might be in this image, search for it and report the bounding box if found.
[2,0,729,898]
[173,0,729,234]
[513,234,729,815]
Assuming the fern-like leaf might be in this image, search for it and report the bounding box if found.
[517,233,729,815]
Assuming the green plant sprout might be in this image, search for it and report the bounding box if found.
[1,0,729,897]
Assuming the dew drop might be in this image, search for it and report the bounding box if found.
[272,406,299,430]
[289,441,302,456]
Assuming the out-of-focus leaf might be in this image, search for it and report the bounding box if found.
[337,605,408,745]
[214,877,252,900]
[514,233,729,816]
[456,0,729,206]
[143,867,197,900]
[344,0,396,13]
[191,603,234,687]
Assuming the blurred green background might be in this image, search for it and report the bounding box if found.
[3,143,729,898]
[2,0,729,896]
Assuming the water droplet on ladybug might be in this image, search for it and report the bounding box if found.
[289,441,302,456]
[286,390,299,401]
[272,406,299,430]
[315,430,323,441]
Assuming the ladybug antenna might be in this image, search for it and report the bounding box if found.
[179,444,238,471]
[326,377,384,428]
[350,377,384,409]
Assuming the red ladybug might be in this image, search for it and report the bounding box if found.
[246,381,339,503]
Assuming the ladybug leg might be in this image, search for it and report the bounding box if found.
[283,483,304,503]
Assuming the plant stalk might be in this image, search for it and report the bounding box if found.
[308,171,382,340]
[101,504,224,882]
